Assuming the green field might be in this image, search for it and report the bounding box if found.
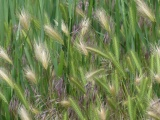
[0,0,160,119]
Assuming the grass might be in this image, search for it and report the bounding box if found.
[0,0,160,119]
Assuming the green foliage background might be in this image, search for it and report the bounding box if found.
[0,0,160,119]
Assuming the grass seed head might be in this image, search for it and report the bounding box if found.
[0,47,12,64]
[95,9,111,33]
[44,25,64,45]
[80,18,90,37]
[109,84,115,96]
[34,41,50,70]
[136,0,155,22]
[60,100,70,108]
[135,74,144,85]
[19,10,30,31]
[61,21,69,36]
[152,45,160,57]
[24,67,37,84]
[18,106,31,120]
[76,7,86,18]
[75,40,88,56]
[154,74,160,83]
[147,99,160,119]
[98,107,106,120]
[0,68,14,88]
[147,111,160,119]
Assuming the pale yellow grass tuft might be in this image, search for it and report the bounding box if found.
[18,106,31,120]
[136,0,155,22]
[44,25,64,45]
[0,68,14,88]
[0,47,12,64]
[75,40,88,56]
[97,107,106,120]
[60,100,70,108]
[95,9,111,33]
[61,21,69,36]
[147,99,160,119]
[19,10,30,30]
[80,18,90,37]
[24,67,37,84]
[34,41,50,70]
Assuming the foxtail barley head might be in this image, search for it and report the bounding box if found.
[18,106,31,120]
[109,84,115,96]
[76,7,86,18]
[86,69,105,80]
[54,20,69,37]
[61,21,69,36]
[0,68,14,88]
[34,41,50,70]
[154,74,160,83]
[24,67,37,84]
[136,0,155,22]
[97,107,106,120]
[44,24,64,45]
[151,45,160,57]
[60,100,70,108]
[95,9,111,33]
[0,47,12,64]
[18,10,30,31]
[75,40,88,56]
[147,99,160,119]
[135,74,144,85]
[80,18,90,37]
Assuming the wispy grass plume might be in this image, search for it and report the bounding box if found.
[24,66,37,84]
[18,106,31,120]
[0,91,8,104]
[34,41,50,70]
[75,40,88,55]
[44,24,64,45]
[61,21,69,36]
[0,68,14,88]
[80,18,90,37]
[95,9,111,33]
[136,0,155,22]
[97,107,106,120]
[18,10,30,31]
[0,46,12,64]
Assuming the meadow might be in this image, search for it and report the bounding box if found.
[0,0,160,119]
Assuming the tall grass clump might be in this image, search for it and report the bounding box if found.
[1,0,160,119]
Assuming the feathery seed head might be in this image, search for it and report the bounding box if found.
[76,7,86,18]
[24,67,37,84]
[19,10,30,31]
[154,74,160,83]
[109,84,115,96]
[18,106,31,120]
[80,18,90,37]
[44,25,64,45]
[75,40,88,56]
[0,47,12,64]
[147,111,160,119]
[135,74,144,85]
[61,21,69,36]
[0,68,14,88]
[34,41,50,69]
[152,45,160,57]
[60,100,70,108]
[54,20,69,36]
[97,107,106,120]
[95,9,111,33]
[136,0,155,22]
[147,99,160,119]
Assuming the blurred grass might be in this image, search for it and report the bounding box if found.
[0,0,160,119]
